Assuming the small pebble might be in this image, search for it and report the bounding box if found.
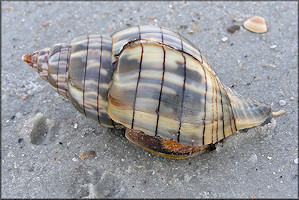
[285,147,292,151]
[103,189,111,196]
[74,123,78,129]
[42,22,50,27]
[6,6,13,10]
[72,157,78,162]
[192,25,200,31]
[221,36,228,42]
[248,153,258,163]
[86,150,97,158]
[270,45,277,49]
[267,156,272,160]
[18,138,23,143]
[268,64,277,69]
[279,100,286,106]
[262,64,277,70]
[278,168,283,172]
[79,152,87,161]
[294,158,298,164]
[227,25,240,33]
[178,25,188,29]
[188,29,194,34]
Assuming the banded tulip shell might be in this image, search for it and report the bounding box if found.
[22,25,272,159]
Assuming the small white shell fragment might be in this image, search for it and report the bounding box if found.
[262,64,277,70]
[267,156,272,160]
[74,123,78,129]
[279,100,286,106]
[294,158,298,164]
[270,45,277,49]
[221,36,228,42]
[269,64,277,69]
[243,16,267,33]
[272,110,285,117]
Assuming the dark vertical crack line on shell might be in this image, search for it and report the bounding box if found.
[159,26,164,43]
[177,53,186,143]
[131,43,144,129]
[111,60,117,80]
[202,67,208,145]
[180,35,184,51]
[96,35,103,126]
[138,26,141,40]
[82,35,90,116]
[221,84,234,133]
[198,49,203,64]
[221,83,235,133]
[65,46,70,98]
[227,89,237,131]
[67,46,72,87]
[216,80,225,138]
[214,76,219,142]
[211,73,215,144]
[56,45,62,95]
[111,119,116,129]
[155,46,166,136]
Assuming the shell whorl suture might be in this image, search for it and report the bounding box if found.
[22,25,272,159]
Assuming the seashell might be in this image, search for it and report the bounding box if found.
[243,16,268,33]
[22,25,272,159]
[272,110,285,117]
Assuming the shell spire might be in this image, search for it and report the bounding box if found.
[22,48,51,81]
[22,53,35,67]
[23,44,71,98]
[225,86,272,130]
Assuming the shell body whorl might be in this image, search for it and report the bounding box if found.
[22,25,272,158]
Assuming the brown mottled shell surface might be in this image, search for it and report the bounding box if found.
[22,25,272,158]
